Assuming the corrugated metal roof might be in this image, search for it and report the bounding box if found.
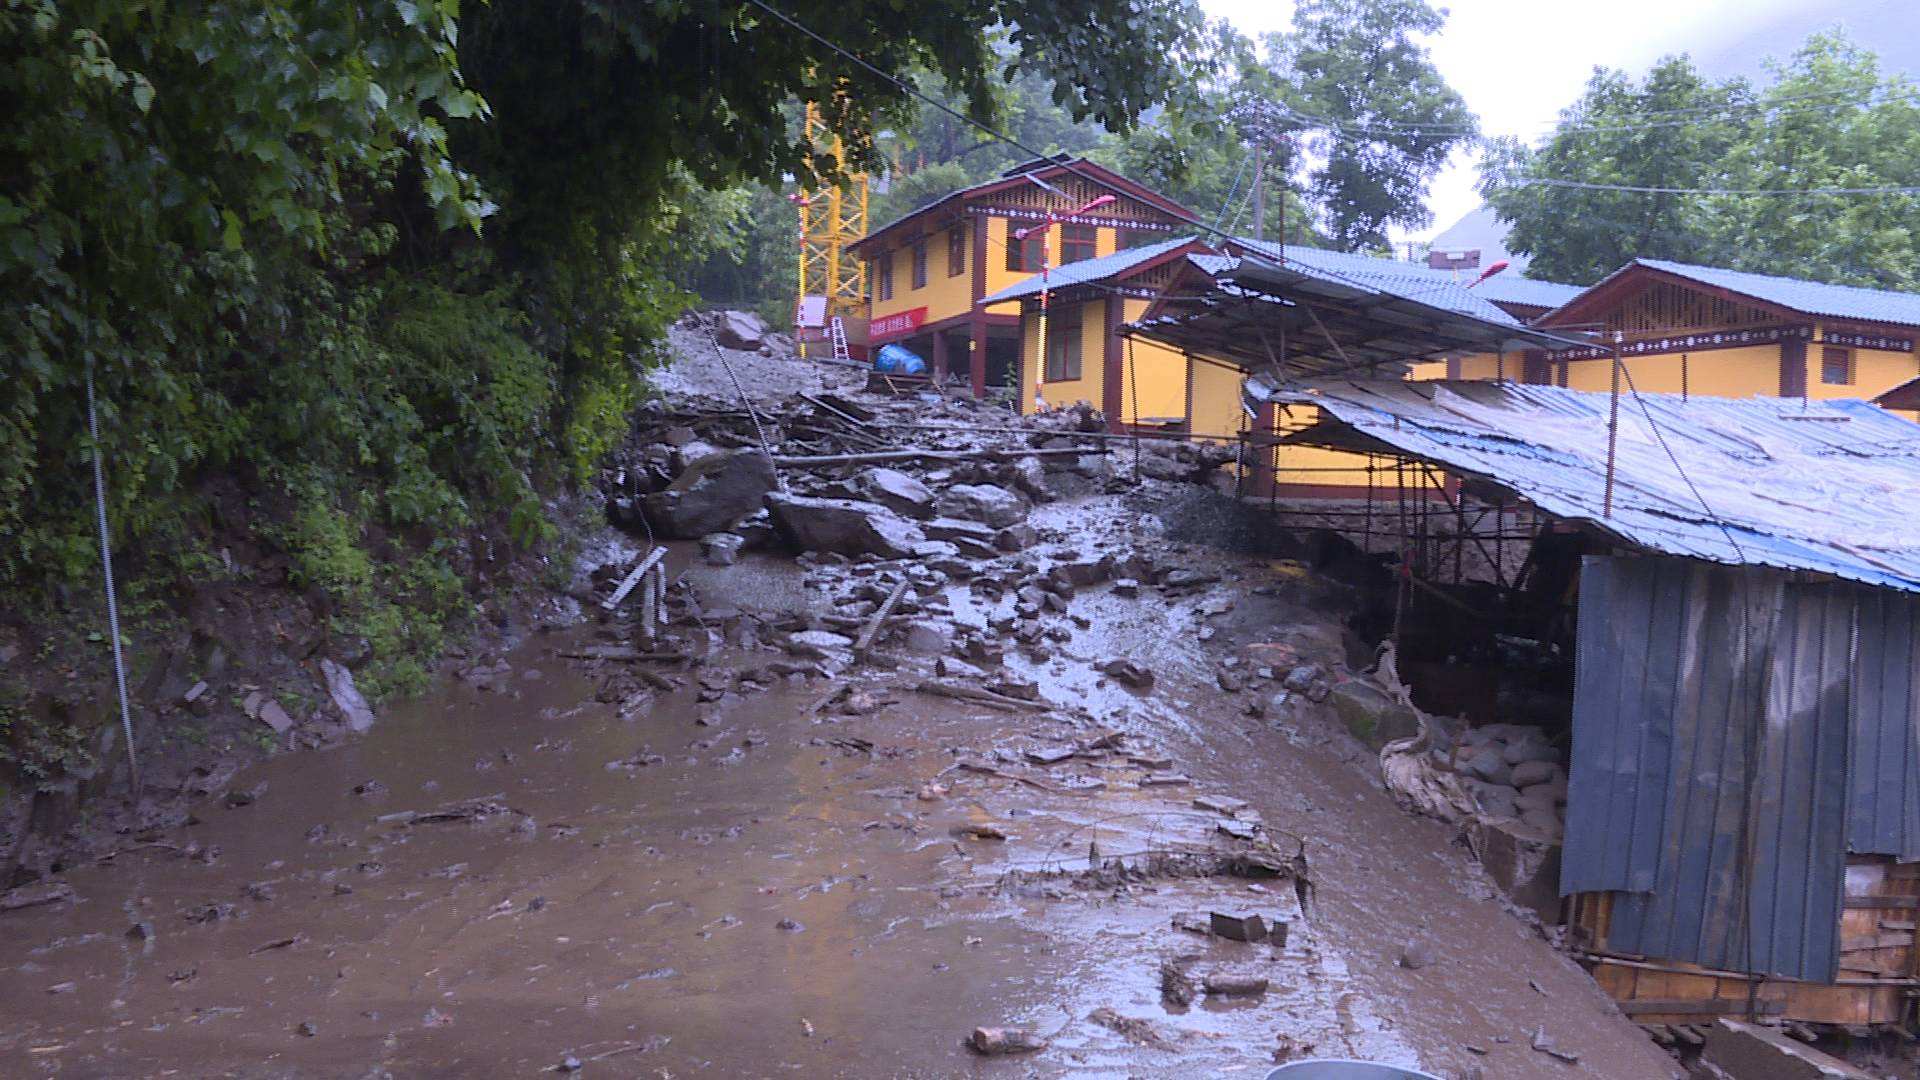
[1231,241,1585,314]
[1633,259,1920,329]
[1130,254,1585,376]
[1270,380,1920,593]
[979,236,1198,305]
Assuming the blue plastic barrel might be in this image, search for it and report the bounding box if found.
[874,343,927,375]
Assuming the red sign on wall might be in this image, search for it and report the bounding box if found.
[870,306,928,342]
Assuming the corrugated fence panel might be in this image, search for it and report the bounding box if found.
[1561,556,1885,982]
[1850,589,1920,858]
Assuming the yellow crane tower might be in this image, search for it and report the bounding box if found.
[791,102,868,359]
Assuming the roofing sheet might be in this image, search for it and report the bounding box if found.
[1129,254,1584,376]
[979,235,1197,305]
[1630,259,1920,330]
[1272,379,1920,593]
[1232,241,1585,313]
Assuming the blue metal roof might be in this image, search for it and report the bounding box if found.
[1232,241,1585,315]
[978,236,1198,306]
[1273,379,1920,593]
[1632,259,1920,329]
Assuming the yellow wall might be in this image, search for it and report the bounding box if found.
[1118,297,1187,424]
[1562,345,1780,396]
[1806,342,1920,401]
[1189,357,1245,442]
[869,224,975,328]
[1017,298,1104,414]
[871,216,1130,329]
[1010,296,1200,425]
[1405,351,1512,382]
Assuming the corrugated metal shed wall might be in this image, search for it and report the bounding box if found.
[1562,556,1920,982]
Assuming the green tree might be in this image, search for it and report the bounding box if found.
[1274,0,1476,251]
[1480,57,1752,283]
[1703,33,1920,289]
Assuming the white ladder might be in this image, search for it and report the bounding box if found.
[828,316,851,363]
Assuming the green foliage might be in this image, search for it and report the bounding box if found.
[1095,0,1472,251]
[1481,57,1753,283]
[1277,0,1476,250]
[1483,31,1920,288]
[2,0,1217,725]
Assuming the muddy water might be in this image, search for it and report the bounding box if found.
[0,512,1680,1078]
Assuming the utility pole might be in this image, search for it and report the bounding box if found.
[1250,146,1266,243]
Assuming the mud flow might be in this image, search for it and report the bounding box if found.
[0,528,1675,1078]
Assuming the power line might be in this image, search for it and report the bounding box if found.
[1502,177,1920,196]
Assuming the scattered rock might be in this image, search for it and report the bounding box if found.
[1202,973,1269,997]
[700,532,745,566]
[643,450,779,538]
[711,309,769,350]
[853,468,935,519]
[1210,911,1268,942]
[968,1027,1046,1055]
[1098,658,1155,690]
[766,493,927,559]
[1326,680,1419,749]
[1399,942,1435,970]
[936,484,1028,528]
[320,659,375,733]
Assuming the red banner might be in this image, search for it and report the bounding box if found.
[870,306,928,342]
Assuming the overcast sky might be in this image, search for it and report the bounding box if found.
[1196,0,1837,244]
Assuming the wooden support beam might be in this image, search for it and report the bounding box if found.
[602,548,667,611]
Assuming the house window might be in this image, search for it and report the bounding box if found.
[1061,223,1098,264]
[1043,305,1083,382]
[947,226,966,277]
[910,239,928,290]
[1821,345,1854,385]
[876,252,893,301]
[1007,229,1044,273]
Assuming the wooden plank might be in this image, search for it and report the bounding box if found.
[1841,932,1913,952]
[1617,998,1784,1017]
[1844,896,1920,910]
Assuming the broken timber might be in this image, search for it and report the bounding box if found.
[602,548,667,611]
[771,447,1090,468]
[908,680,1051,713]
[853,578,910,658]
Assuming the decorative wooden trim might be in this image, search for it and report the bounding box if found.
[1823,330,1915,352]
[1549,325,1814,362]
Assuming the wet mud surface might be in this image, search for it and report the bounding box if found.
[0,499,1679,1078]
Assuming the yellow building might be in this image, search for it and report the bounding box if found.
[847,157,1198,397]
[1534,259,1920,404]
[976,236,1213,431]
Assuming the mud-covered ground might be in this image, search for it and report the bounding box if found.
[0,477,1680,1078]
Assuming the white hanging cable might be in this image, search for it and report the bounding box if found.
[85,358,140,792]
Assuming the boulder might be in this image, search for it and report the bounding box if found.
[936,484,1028,528]
[711,309,769,350]
[993,523,1039,553]
[765,493,926,559]
[853,467,934,519]
[642,450,777,539]
[1326,680,1420,749]
[924,517,997,545]
[319,659,374,733]
[700,532,745,566]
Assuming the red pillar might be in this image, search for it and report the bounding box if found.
[1102,294,1125,432]
[970,214,989,397]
